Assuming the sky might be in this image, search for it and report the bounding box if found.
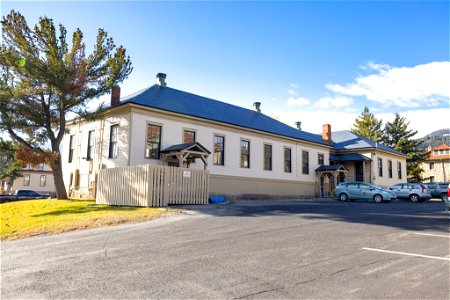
[1,0,449,138]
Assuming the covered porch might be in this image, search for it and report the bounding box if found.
[316,165,348,197]
[330,153,372,183]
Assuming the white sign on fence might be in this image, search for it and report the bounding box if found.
[183,170,191,178]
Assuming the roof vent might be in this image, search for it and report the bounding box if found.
[156,73,167,87]
[295,121,302,130]
[253,102,261,113]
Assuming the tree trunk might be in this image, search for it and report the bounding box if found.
[50,148,68,200]
[6,176,14,194]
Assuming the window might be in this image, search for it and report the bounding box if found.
[429,162,435,170]
[213,135,225,166]
[87,130,95,161]
[430,176,435,183]
[240,140,250,168]
[318,154,324,166]
[284,148,292,173]
[183,130,196,143]
[40,175,47,187]
[433,150,438,155]
[23,174,30,186]
[302,151,309,174]
[378,158,383,177]
[446,150,450,154]
[388,160,393,178]
[359,183,370,190]
[108,125,118,158]
[397,162,402,179]
[68,135,75,163]
[145,124,162,159]
[264,144,272,171]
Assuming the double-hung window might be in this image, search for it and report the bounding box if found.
[109,125,118,159]
[284,148,292,173]
[318,153,324,166]
[240,140,250,168]
[146,124,162,159]
[388,160,393,178]
[86,130,95,161]
[183,130,196,143]
[302,151,309,174]
[264,144,272,171]
[397,162,402,179]
[378,158,383,177]
[68,135,75,163]
[213,135,225,166]
[40,175,47,187]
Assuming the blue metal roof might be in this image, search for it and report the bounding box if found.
[332,131,406,157]
[336,153,372,161]
[117,85,330,146]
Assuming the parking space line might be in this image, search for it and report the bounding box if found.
[362,248,450,261]
[413,232,450,238]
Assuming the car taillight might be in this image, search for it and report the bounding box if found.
[420,184,426,193]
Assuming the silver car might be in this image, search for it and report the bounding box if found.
[388,183,431,203]
[335,182,396,203]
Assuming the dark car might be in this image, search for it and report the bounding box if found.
[0,190,51,203]
[424,182,449,202]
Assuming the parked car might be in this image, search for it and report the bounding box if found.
[335,182,395,203]
[445,183,450,211]
[424,182,449,202]
[388,183,431,203]
[0,190,51,203]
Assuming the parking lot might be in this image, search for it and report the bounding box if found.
[1,199,449,299]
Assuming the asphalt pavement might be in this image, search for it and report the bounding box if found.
[1,199,449,299]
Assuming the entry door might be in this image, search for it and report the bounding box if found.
[355,162,364,182]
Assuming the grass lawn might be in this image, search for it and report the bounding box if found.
[1,199,176,240]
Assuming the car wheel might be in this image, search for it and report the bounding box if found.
[441,194,448,202]
[373,194,383,203]
[409,194,419,203]
[339,193,348,202]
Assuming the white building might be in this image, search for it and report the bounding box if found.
[61,73,407,199]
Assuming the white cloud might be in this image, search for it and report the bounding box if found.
[326,61,450,107]
[274,108,447,139]
[375,108,450,138]
[317,96,353,109]
[288,89,298,96]
[287,97,310,106]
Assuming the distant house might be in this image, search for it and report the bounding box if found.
[62,73,407,200]
[0,164,55,196]
[421,144,450,182]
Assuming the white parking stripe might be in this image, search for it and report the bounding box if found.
[362,248,450,261]
[414,232,450,238]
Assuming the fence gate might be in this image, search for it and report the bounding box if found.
[96,165,209,207]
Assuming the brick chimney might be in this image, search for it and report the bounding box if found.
[156,73,167,87]
[322,124,332,144]
[111,86,120,107]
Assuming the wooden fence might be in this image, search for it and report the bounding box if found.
[96,165,209,207]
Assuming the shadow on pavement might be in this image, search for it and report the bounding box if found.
[179,199,450,233]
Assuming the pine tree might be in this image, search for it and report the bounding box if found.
[351,106,383,142]
[381,113,427,182]
[0,139,23,194]
[0,11,132,199]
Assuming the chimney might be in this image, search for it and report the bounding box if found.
[322,124,332,145]
[156,73,167,87]
[253,102,261,112]
[111,85,121,107]
[295,121,302,130]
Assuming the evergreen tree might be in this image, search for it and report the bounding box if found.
[0,11,132,199]
[381,113,427,182]
[351,106,383,142]
[0,139,23,194]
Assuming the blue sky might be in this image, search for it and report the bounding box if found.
[2,0,449,137]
